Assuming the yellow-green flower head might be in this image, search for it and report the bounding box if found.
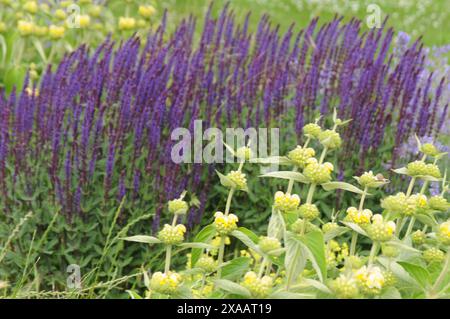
[23,1,38,14]
[291,218,319,234]
[318,129,342,149]
[357,171,385,188]
[404,194,428,216]
[18,20,35,36]
[423,247,445,264]
[383,270,397,287]
[196,255,217,273]
[298,203,320,221]
[236,146,252,161]
[288,146,315,168]
[381,192,407,215]
[406,161,427,176]
[55,9,67,20]
[48,25,65,40]
[411,230,426,245]
[168,198,188,215]
[157,224,186,245]
[118,17,136,30]
[322,222,338,233]
[214,212,238,235]
[150,271,182,295]
[428,196,450,212]
[258,236,281,254]
[424,163,441,178]
[139,5,157,18]
[241,271,272,298]
[367,214,396,242]
[273,191,300,212]
[345,207,372,225]
[381,244,399,258]
[0,22,6,33]
[345,255,364,269]
[89,5,102,18]
[303,158,333,184]
[78,15,91,28]
[437,220,450,245]
[226,170,247,190]
[420,143,439,157]
[354,265,385,295]
[303,123,322,139]
[330,274,359,299]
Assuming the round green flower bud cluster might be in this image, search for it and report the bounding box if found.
[406,161,427,176]
[168,199,188,215]
[213,212,238,235]
[273,191,300,212]
[357,171,378,188]
[423,247,445,264]
[303,123,322,138]
[236,146,252,160]
[303,158,333,184]
[287,146,315,168]
[326,240,349,268]
[330,275,359,299]
[428,196,450,212]
[291,219,319,234]
[226,170,247,190]
[196,255,217,273]
[404,194,428,216]
[150,271,182,295]
[411,230,426,245]
[345,207,372,225]
[258,236,281,254]
[322,222,338,233]
[241,271,273,298]
[366,215,396,242]
[345,255,364,270]
[158,224,186,245]
[381,244,399,258]
[381,192,407,214]
[318,129,342,149]
[298,203,320,221]
[354,266,385,296]
[424,164,441,178]
[437,221,450,245]
[420,143,439,157]
[383,270,397,287]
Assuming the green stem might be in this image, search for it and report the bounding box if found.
[429,251,450,297]
[258,258,267,278]
[404,217,416,239]
[216,236,226,278]
[406,177,416,197]
[306,183,316,204]
[164,245,172,273]
[350,232,358,256]
[224,188,234,216]
[319,147,328,164]
[368,242,379,265]
[286,166,298,195]
[359,187,368,211]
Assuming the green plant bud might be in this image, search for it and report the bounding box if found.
[357,171,378,188]
[273,191,300,212]
[411,230,426,245]
[150,271,182,294]
[383,270,397,287]
[406,161,427,176]
[298,203,320,221]
[345,256,364,269]
[291,218,319,234]
[196,255,217,273]
[437,221,450,245]
[157,224,186,245]
[318,129,342,149]
[241,271,272,298]
[258,236,281,254]
[168,198,188,215]
[366,215,396,242]
[424,164,441,178]
[322,222,338,233]
[420,143,439,157]
[404,194,428,216]
[287,146,315,168]
[381,192,407,215]
[236,146,252,160]
[303,123,322,138]
[330,275,359,299]
[226,170,247,190]
[345,207,372,225]
[381,244,399,258]
[303,158,333,184]
[423,247,445,264]
[428,196,450,212]
[213,212,238,235]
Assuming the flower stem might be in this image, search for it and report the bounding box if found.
[350,232,358,256]
[164,245,172,273]
[368,241,379,265]
[359,187,368,211]
[429,251,450,298]
[216,236,226,278]
[286,167,298,195]
[306,183,316,204]
[224,188,234,216]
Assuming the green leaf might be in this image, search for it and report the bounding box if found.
[398,262,431,289]
[380,287,402,299]
[392,167,408,175]
[267,207,284,240]
[120,235,161,244]
[269,291,315,299]
[301,231,327,282]
[216,170,236,188]
[260,171,309,183]
[321,182,366,194]
[341,221,369,237]
[378,257,421,289]
[126,290,143,299]
[237,227,259,243]
[221,257,251,280]
[252,156,293,165]
[285,232,307,288]
[302,278,332,294]
[324,226,349,241]
[213,279,251,298]
[231,230,264,255]
[178,242,215,250]
[191,225,217,267]
[414,213,438,227]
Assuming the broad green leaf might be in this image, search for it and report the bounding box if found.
[392,167,408,175]
[252,156,293,165]
[301,231,327,282]
[178,242,215,250]
[120,235,161,244]
[231,230,264,255]
[302,278,332,294]
[237,227,259,243]
[324,226,349,241]
[191,225,216,266]
[216,170,236,188]
[267,207,285,240]
[221,257,251,280]
[415,213,438,227]
[213,279,252,298]
[380,287,402,299]
[321,182,366,194]
[378,257,421,289]
[285,232,307,288]
[341,221,369,237]
[398,262,431,289]
[260,171,309,183]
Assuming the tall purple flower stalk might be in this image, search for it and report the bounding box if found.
[0,6,447,228]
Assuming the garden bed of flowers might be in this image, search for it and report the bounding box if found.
[0,1,448,300]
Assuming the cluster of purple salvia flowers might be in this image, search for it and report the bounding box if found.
[0,6,447,229]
